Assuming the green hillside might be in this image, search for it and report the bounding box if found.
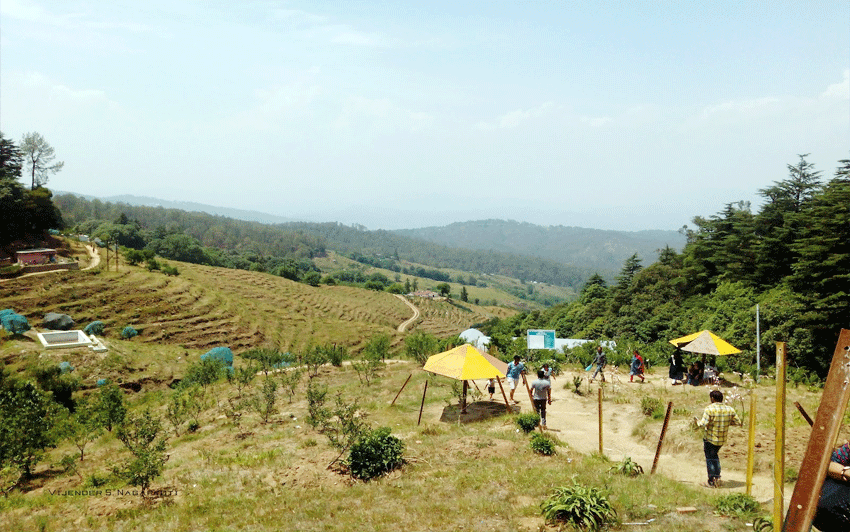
[395,219,686,273]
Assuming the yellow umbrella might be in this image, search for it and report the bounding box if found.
[423,344,507,380]
[668,330,741,356]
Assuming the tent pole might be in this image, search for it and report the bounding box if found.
[417,380,428,426]
[391,373,413,406]
[496,377,511,413]
[461,380,468,413]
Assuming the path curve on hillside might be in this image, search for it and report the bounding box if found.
[395,294,420,332]
[0,245,100,283]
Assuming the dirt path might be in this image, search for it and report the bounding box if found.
[439,369,783,504]
[82,244,100,270]
[395,294,420,332]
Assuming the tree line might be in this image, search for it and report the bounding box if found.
[483,155,850,377]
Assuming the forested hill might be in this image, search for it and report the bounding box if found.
[279,222,601,289]
[396,220,686,273]
[52,195,601,291]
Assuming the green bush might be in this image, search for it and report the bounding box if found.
[121,326,138,339]
[714,493,761,518]
[346,427,405,481]
[530,432,556,455]
[516,412,541,434]
[541,484,618,530]
[608,456,644,477]
[640,396,663,417]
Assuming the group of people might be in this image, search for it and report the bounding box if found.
[489,355,553,428]
[669,350,718,386]
[589,346,646,383]
[493,349,848,529]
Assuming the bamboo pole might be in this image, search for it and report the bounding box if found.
[774,342,786,529]
[598,388,604,455]
[390,373,413,406]
[651,401,673,474]
[747,393,756,495]
[417,380,428,426]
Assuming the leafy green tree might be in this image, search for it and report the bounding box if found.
[242,347,289,376]
[96,383,127,432]
[60,398,103,461]
[33,364,80,411]
[404,332,438,365]
[0,133,27,244]
[0,379,58,477]
[20,132,64,189]
[23,187,64,234]
[303,271,321,286]
[788,163,850,371]
[114,409,169,497]
[183,358,226,391]
[460,286,469,302]
[436,283,451,297]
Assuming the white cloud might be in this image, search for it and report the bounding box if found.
[474,102,556,131]
[700,97,781,118]
[334,96,433,132]
[821,70,849,100]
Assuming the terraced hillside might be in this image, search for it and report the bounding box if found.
[0,254,515,354]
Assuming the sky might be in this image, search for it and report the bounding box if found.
[1,1,848,231]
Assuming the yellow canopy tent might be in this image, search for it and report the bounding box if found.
[423,344,507,380]
[416,344,511,420]
[669,330,741,356]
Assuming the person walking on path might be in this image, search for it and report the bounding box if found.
[629,350,645,383]
[590,346,606,382]
[694,390,742,487]
[530,369,552,428]
[542,362,554,381]
[506,355,525,404]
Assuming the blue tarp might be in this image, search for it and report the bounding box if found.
[201,347,234,367]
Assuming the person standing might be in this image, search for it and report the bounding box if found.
[629,350,645,383]
[694,390,742,487]
[541,362,554,381]
[505,355,525,404]
[530,369,552,428]
[486,378,496,401]
[590,346,606,382]
[669,350,685,385]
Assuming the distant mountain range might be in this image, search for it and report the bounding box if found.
[56,191,686,274]
[395,220,686,273]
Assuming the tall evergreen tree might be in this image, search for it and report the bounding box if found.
[788,160,850,370]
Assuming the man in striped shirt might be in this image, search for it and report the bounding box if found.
[694,390,742,487]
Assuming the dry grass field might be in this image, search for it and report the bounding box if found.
[0,240,838,532]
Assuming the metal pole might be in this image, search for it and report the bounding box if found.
[598,388,604,455]
[747,393,756,495]
[756,304,761,383]
[651,401,673,474]
[783,330,850,531]
[390,373,413,406]
[774,342,786,529]
[417,380,428,426]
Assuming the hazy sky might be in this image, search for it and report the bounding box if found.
[2,1,847,231]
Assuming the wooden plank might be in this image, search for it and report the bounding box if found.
[651,401,673,474]
[783,329,850,532]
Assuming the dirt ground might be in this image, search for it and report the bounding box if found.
[429,369,795,505]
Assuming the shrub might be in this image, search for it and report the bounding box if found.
[83,321,105,335]
[540,484,618,530]
[609,456,644,477]
[346,427,405,481]
[121,326,138,339]
[404,332,438,366]
[516,412,541,434]
[714,493,761,518]
[640,396,663,418]
[323,344,348,367]
[530,433,556,455]
[306,380,328,429]
[114,409,169,498]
